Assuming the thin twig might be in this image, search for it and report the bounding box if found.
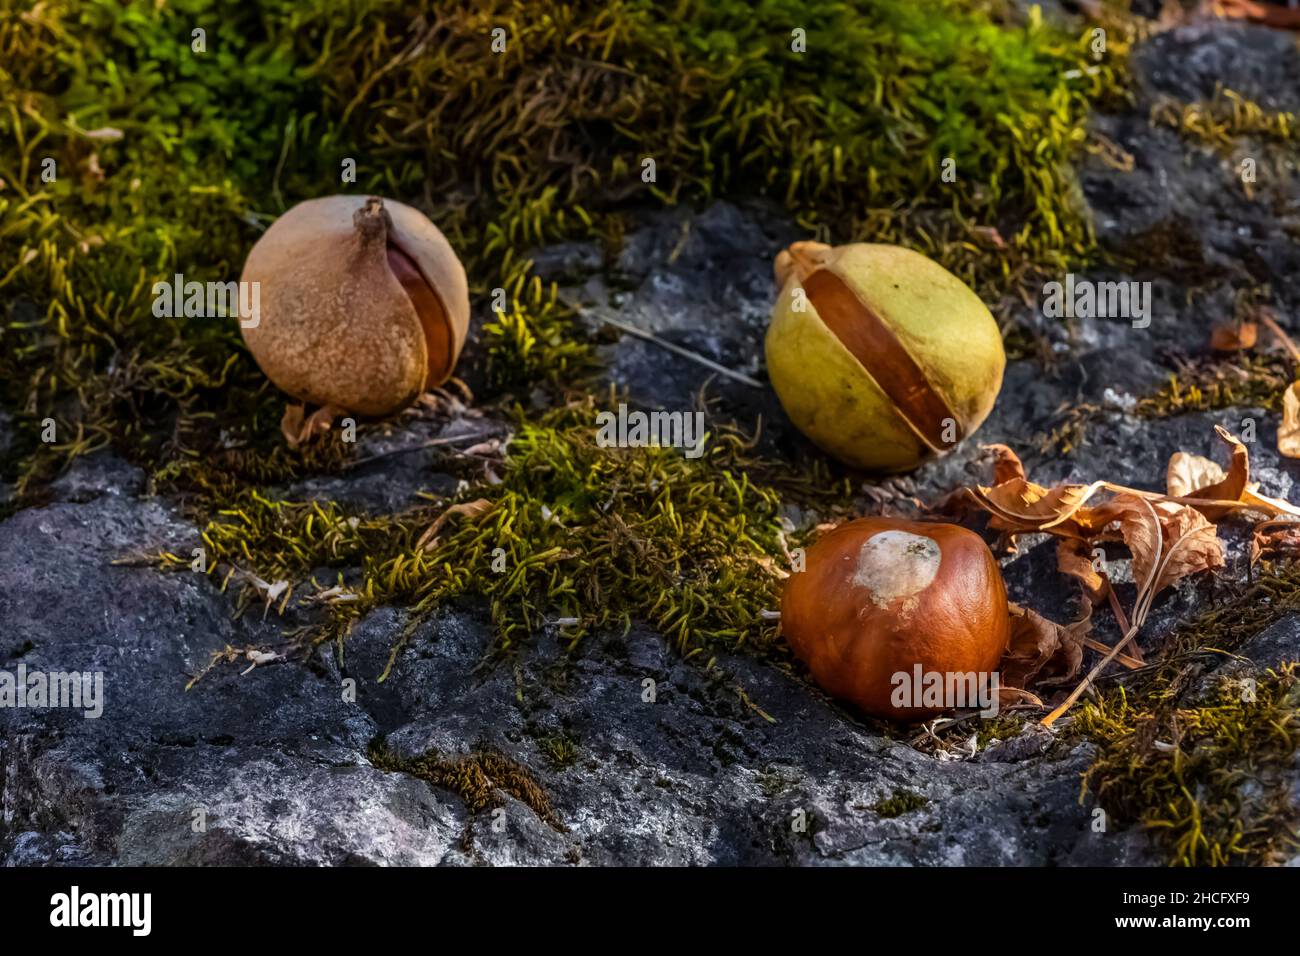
[1080,635,1143,670]
[1105,582,1142,662]
[1106,584,1132,640]
[342,430,501,470]
[1043,498,1163,728]
[1259,310,1300,364]
[1043,628,1138,728]
[600,315,764,388]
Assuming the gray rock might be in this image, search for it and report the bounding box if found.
[1233,614,1300,672]
[567,200,798,425]
[49,451,146,503]
[0,495,462,865]
[526,240,603,284]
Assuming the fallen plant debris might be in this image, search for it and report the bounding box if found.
[958,424,1300,726]
[1209,319,1257,352]
[1280,382,1300,458]
[1003,603,1087,692]
[280,403,344,448]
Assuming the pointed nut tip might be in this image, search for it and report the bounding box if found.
[353,196,390,243]
[782,240,834,284]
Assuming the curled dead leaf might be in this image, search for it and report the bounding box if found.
[983,444,1027,484]
[966,425,1300,728]
[968,445,1120,538]
[416,498,493,551]
[1209,320,1257,352]
[1164,425,1300,520]
[997,686,1043,709]
[1056,537,1108,603]
[1166,451,1225,499]
[1281,382,1300,459]
[1002,603,1088,692]
[281,403,341,447]
[1251,520,1300,565]
[1164,425,1248,521]
[1090,494,1224,596]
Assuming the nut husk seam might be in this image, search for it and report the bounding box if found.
[802,268,961,452]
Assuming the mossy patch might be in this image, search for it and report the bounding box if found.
[3,0,1133,503]
[1135,354,1293,419]
[1150,87,1297,152]
[1075,667,1300,867]
[975,713,1028,748]
[368,738,565,831]
[1073,565,1300,866]
[536,732,580,771]
[161,398,849,673]
[871,788,928,817]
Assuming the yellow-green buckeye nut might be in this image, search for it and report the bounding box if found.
[764,242,1005,473]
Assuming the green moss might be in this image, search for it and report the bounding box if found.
[1073,565,1300,866]
[976,714,1027,748]
[1075,668,1300,867]
[171,399,844,671]
[1151,87,1297,151]
[536,732,580,770]
[481,275,595,394]
[1136,355,1293,419]
[2,0,1134,503]
[871,788,928,818]
[368,738,565,831]
[1,0,350,499]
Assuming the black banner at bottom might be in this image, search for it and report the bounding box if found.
[0,865,1283,941]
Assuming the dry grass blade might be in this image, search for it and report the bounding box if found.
[599,315,764,388]
[1259,310,1300,363]
[416,498,494,551]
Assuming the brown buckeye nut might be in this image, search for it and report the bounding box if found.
[781,516,1010,722]
[240,195,470,418]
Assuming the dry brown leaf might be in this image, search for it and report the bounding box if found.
[984,443,1028,484]
[1160,426,1300,519]
[1152,505,1224,593]
[1251,521,1300,565]
[1001,603,1088,692]
[416,498,493,551]
[1096,494,1223,596]
[1209,320,1257,352]
[1281,382,1300,459]
[1164,426,1249,520]
[1243,486,1300,519]
[281,404,307,446]
[963,432,1251,729]
[997,686,1043,709]
[281,403,340,447]
[971,445,1111,537]
[1166,452,1225,498]
[973,480,1105,536]
[1056,537,1108,602]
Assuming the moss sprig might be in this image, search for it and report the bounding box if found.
[1076,667,1300,866]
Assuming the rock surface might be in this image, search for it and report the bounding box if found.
[3,19,1300,866]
